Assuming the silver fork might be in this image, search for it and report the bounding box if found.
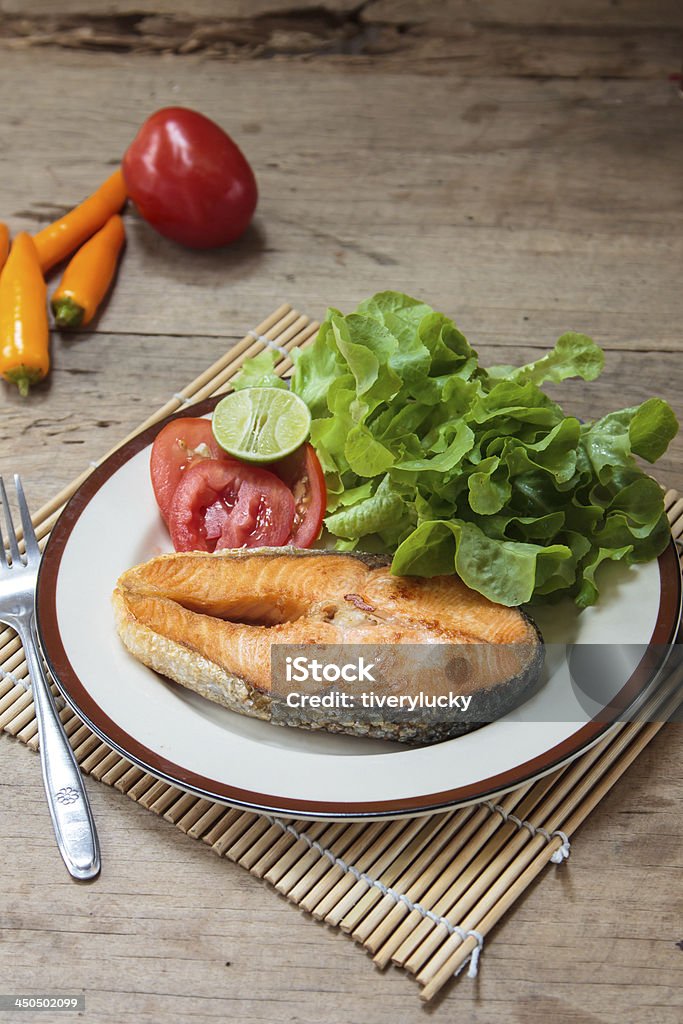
[0,475,100,880]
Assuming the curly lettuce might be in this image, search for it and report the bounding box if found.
[234,292,678,607]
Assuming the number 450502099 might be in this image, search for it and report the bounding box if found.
[0,995,84,1011]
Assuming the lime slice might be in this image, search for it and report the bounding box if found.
[212,387,312,462]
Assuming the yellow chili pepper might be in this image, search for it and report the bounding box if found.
[33,169,127,272]
[0,233,49,397]
[0,223,9,272]
[51,215,126,328]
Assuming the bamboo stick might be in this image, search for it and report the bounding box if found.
[14,718,38,744]
[17,705,80,747]
[202,808,247,847]
[187,802,228,839]
[224,816,275,863]
[149,786,187,818]
[348,806,484,949]
[163,792,200,825]
[126,772,162,803]
[313,817,430,922]
[238,820,307,873]
[212,812,262,857]
[100,757,135,788]
[137,779,175,810]
[0,651,28,681]
[296,819,407,913]
[0,633,21,662]
[174,798,216,835]
[115,766,147,794]
[67,722,95,751]
[0,669,29,700]
[269,821,364,893]
[340,809,467,937]
[327,812,454,929]
[91,750,126,781]
[246,820,331,878]
[297,820,406,913]
[27,714,84,750]
[0,688,33,729]
[80,741,114,775]
[365,806,531,962]
[0,675,17,700]
[666,498,683,523]
[186,315,303,403]
[236,816,325,869]
[0,683,29,721]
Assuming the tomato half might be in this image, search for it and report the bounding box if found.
[168,459,295,552]
[272,443,327,547]
[150,417,232,524]
[122,107,258,249]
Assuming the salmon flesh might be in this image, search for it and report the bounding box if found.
[113,548,544,744]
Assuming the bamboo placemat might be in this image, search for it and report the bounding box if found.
[1,303,682,1002]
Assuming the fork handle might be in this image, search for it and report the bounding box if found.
[23,616,101,881]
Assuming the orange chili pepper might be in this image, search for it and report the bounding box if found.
[0,233,49,397]
[0,223,9,271]
[51,215,126,328]
[33,169,127,272]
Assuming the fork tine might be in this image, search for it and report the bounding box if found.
[0,476,22,566]
[14,475,41,562]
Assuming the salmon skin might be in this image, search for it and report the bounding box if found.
[113,548,544,744]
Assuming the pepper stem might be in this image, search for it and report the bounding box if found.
[4,366,44,397]
[52,296,85,329]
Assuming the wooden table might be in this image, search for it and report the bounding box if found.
[1,3,682,1020]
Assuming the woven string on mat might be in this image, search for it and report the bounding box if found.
[1,305,682,1001]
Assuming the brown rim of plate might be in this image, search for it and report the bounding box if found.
[36,400,683,819]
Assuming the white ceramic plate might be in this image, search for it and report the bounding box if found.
[36,403,682,819]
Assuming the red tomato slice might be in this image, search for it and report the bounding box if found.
[150,417,232,523]
[168,459,295,552]
[272,443,327,547]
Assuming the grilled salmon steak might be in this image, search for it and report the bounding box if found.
[113,548,544,743]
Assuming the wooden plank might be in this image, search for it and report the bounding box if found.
[1,2,679,76]
[0,54,681,341]
[351,28,680,79]
[363,0,683,29]
[0,50,680,503]
[4,0,681,28]
[0,0,362,15]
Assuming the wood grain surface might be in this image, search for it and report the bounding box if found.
[1,2,682,1021]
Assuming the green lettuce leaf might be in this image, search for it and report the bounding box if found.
[489,331,604,385]
[232,291,678,607]
[392,519,575,607]
[232,350,286,391]
[325,474,414,541]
